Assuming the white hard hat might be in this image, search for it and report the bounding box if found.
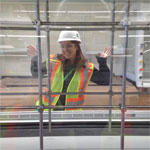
[58,30,81,43]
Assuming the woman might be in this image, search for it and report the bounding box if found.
[27,31,110,111]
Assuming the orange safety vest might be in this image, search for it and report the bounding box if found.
[36,54,94,111]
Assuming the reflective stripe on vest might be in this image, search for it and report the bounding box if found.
[36,54,94,111]
[65,62,94,110]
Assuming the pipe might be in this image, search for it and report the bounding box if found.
[0,91,150,96]
[45,0,52,133]
[120,0,130,149]
[35,0,44,149]
[1,26,150,31]
[0,105,150,110]
[108,0,116,132]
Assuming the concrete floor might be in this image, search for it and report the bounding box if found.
[0,136,150,150]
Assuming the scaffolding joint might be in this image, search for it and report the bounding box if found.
[108,90,114,96]
[37,104,45,112]
[111,26,115,32]
[119,104,127,112]
[122,19,130,27]
[45,26,50,32]
[33,19,41,26]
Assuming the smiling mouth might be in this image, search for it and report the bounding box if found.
[64,51,71,57]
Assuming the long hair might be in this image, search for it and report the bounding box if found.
[57,41,87,69]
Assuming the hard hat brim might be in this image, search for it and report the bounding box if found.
[58,38,81,43]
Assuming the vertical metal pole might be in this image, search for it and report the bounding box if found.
[45,0,52,133]
[108,0,115,132]
[35,0,44,150]
[121,0,130,150]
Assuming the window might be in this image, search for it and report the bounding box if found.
[0,0,150,150]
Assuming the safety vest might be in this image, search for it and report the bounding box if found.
[36,54,94,111]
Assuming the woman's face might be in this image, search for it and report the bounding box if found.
[60,41,78,62]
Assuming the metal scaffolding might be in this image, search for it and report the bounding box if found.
[0,0,150,150]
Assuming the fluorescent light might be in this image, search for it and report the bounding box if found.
[119,35,150,38]
[0,55,27,57]
[0,45,14,49]
[0,35,46,38]
[95,16,110,19]
[113,45,118,49]
[68,11,111,14]
[0,50,26,52]
[98,31,107,33]
[47,11,66,13]
[15,10,150,14]
[110,55,133,57]
[130,11,150,13]
[0,35,6,37]
[16,10,36,13]
[115,11,125,13]
[65,26,72,29]
[115,11,150,13]
[15,10,66,13]
[15,10,111,14]
[7,35,46,38]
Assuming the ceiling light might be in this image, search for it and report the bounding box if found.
[0,45,14,49]
[119,35,150,38]
[0,35,46,38]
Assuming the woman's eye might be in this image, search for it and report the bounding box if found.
[60,44,74,48]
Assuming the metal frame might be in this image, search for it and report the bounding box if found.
[1,26,150,31]
[108,0,116,132]
[45,0,52,134]
[0,0,150,150]
[120,1,130,148]
[35,0,44,149]
[0,91,150,96]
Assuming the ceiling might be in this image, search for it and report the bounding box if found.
[0,0,149,3]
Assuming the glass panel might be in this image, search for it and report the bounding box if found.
[0,1,35,21]
[0,1,150,150]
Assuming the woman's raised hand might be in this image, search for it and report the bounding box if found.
[0,80,6,88]
[97,47,111,58]
[26,45,37,56]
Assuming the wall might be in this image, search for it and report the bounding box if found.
[0,1,149,78]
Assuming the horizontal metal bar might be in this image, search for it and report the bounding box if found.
[47,27,150,31]
[0,105,149,110]
[44,91,150,95]
[1,26,150,32]
[44,105,150,109]
[0,84,125,88]
[45,105,120,109]
[122,92,150,95]
[126,105,150,108]
[41,21,121,26]
[0,26,116,31]
[42,21,150,26]
[1,21,150,27]
[0,91,150,96]
[0,27,38,31]
[0,105,120,110]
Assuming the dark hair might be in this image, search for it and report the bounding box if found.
[57,41,87,69]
